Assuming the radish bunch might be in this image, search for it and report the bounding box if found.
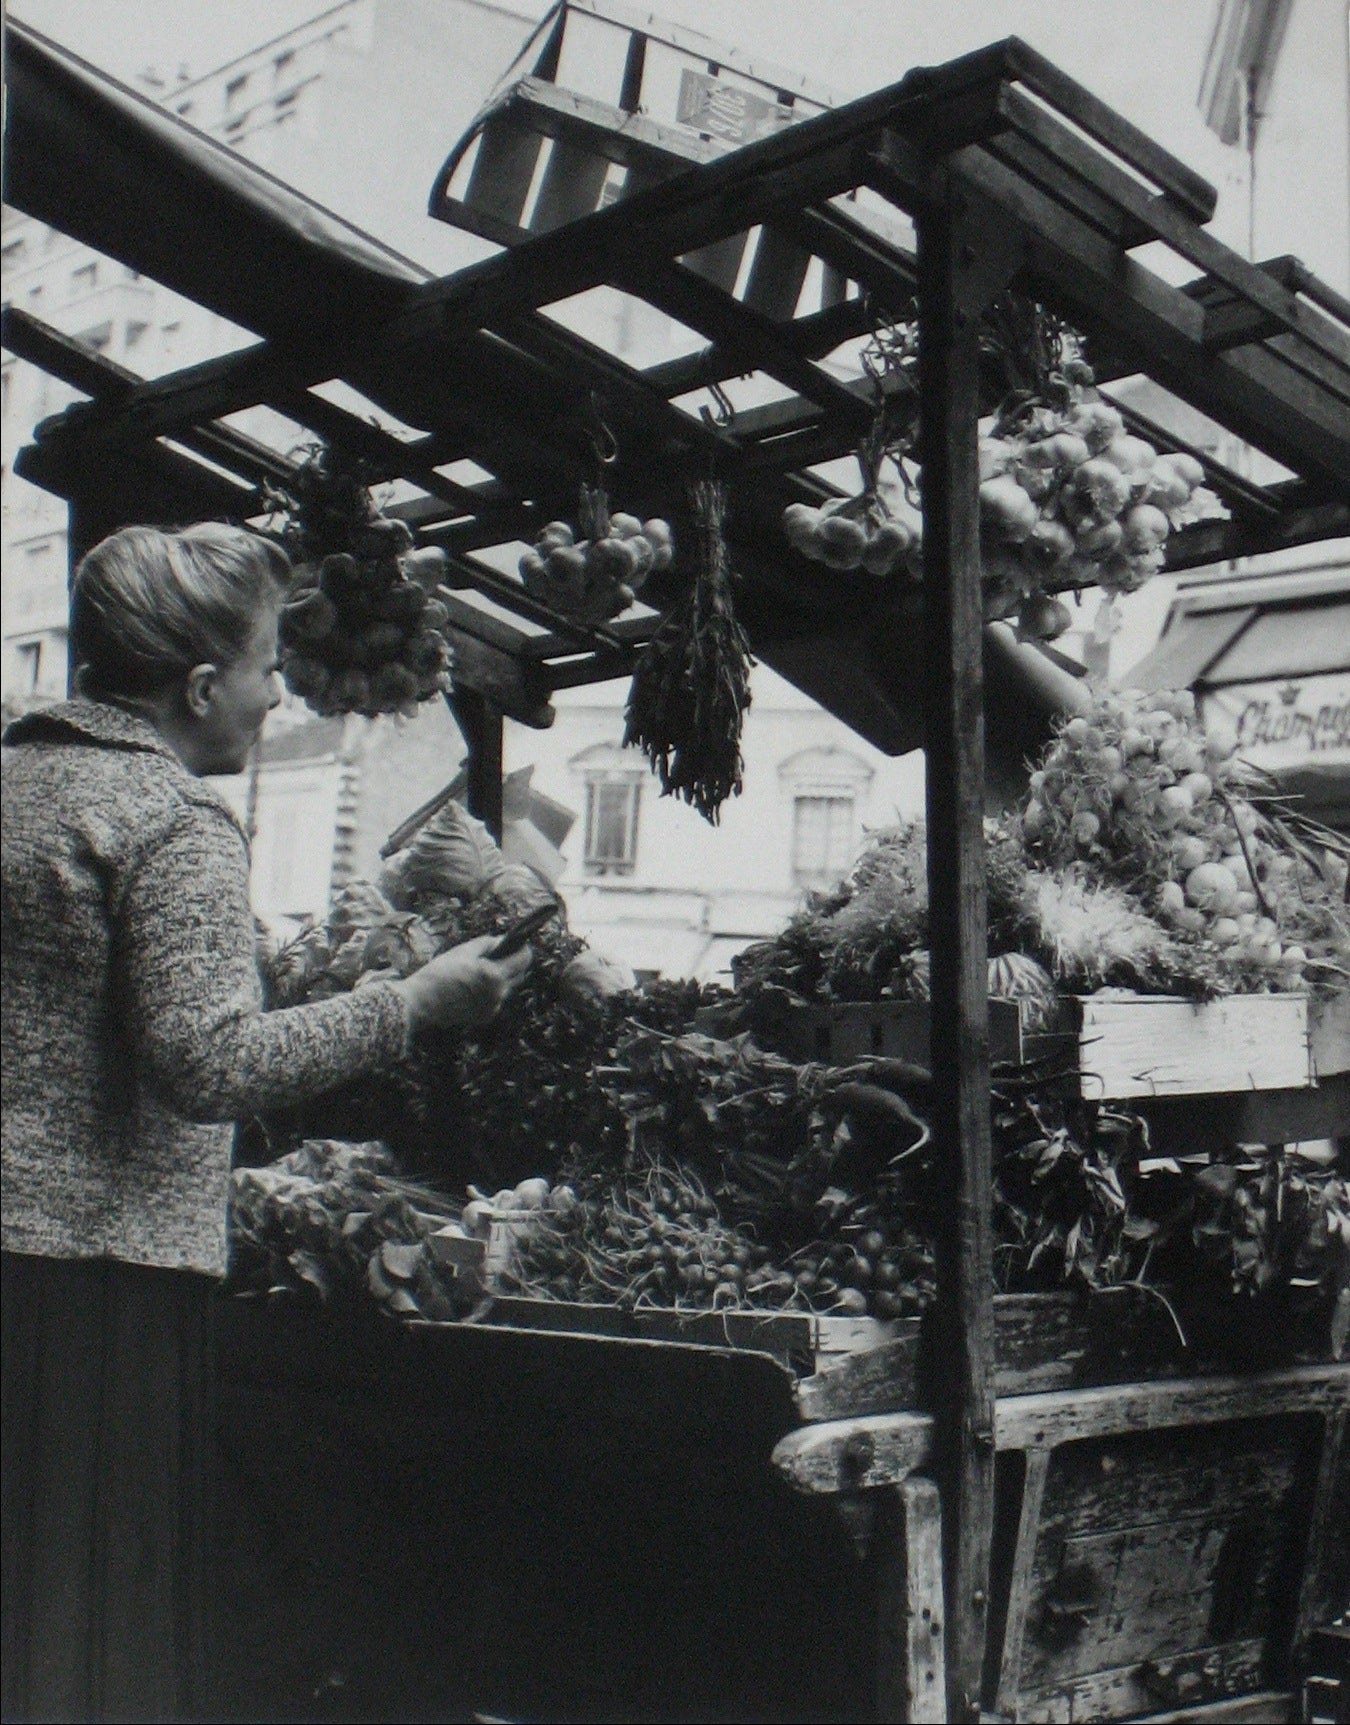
[1020,689,1340,990]
[519,487,673,624]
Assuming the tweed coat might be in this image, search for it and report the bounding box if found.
[1,699,408,1275]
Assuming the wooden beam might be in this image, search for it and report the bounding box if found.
[870,135,1350,494]
[771,1365,1350,1494]
[994,1450,1051,1717]
[447,686,504,843]
[998,35,1216,222]
[917,176,1020,1724]
[991,83,1350,378]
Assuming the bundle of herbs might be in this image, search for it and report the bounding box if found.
[623,479,752,823]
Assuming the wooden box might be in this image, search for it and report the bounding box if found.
[1045,993,1315,1100]
[748,991,1026,1067]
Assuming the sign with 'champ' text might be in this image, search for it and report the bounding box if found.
[1203,673,1350,770]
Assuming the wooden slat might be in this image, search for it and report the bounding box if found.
[995,1450,1051,1717]
[640,293,876,398]
[877,1477,948,1724]
[741,223,814,321]
[3,303,136,400]
[870,137,1350,494]
[1000,36,1216,221]
[443,628,555,729]
[1001,1366,1350,1451]
[620,253,875,431]
[983,125,1150,246]
[463,111,545,232]
[448,686,505,842]
[529,135,612,233]
[1292,1405,1348,1657]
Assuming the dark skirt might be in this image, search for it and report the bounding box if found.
[2,1251,218,1724]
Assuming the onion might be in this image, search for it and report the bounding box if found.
[1204,723,1238,763]
[979,476,1040,542]
[1181,771,1214,806]
[1071,811,1101,844]
[1185,861,1239,913]
[1209,917,1240,946]
[1122,503,1171,552]
[1069,457,1132,522]
[1173,836,1210,872]
[1103,434,1157,474]
[1158,881,1186,915]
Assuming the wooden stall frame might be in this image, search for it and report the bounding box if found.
[5,16,1349,1721]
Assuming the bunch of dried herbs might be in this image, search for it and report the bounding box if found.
[624,479,753,823]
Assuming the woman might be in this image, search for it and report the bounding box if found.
[1,522,530,1722]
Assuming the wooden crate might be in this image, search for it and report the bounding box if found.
[747,990,1027,1067]
[1043,992,1316,1100]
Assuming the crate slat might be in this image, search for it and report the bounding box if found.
[1067,994,1311,1099]
[463,115,544,231]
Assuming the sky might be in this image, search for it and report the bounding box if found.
[2,0,1307,265]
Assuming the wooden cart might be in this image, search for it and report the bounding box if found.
[5,8,1349,1719]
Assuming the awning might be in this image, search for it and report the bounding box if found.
[3,18,428,347]
[1125,608,1257,691]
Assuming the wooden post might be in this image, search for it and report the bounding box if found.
[916,178,1019,1723]
[448,685,505,843]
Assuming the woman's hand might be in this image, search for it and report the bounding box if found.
[396,934,534,1034]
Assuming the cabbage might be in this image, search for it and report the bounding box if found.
[398,799,507,900]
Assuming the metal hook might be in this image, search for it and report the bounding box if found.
[586,390,619,468]
[698,376,736,431]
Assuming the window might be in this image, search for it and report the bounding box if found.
[792,795,856,888]
[779,746,873,890]
[584,777,641,875]
[76,323,112,355]
[70,260,98,294]
[273,50,296,84]
[2,236,25,266]
[125,321,149,352]
[14,641,42,693]
[224,74,249,112]
[175,100,194,119]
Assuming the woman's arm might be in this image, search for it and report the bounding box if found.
[116,797,521,1123]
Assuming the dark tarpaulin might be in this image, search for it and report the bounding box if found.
[2,18,428,348]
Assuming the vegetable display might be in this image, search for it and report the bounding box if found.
[1019,688,1350,993]
[519,483,673,623]
[267,446,454,717]
[624,479,753,823]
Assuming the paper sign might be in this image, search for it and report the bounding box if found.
[676,70,796,145]
[1204,673,1350,769]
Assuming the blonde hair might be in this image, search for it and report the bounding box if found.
[71,524,289,699]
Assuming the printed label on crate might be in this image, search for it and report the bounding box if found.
[676,70,796,144]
